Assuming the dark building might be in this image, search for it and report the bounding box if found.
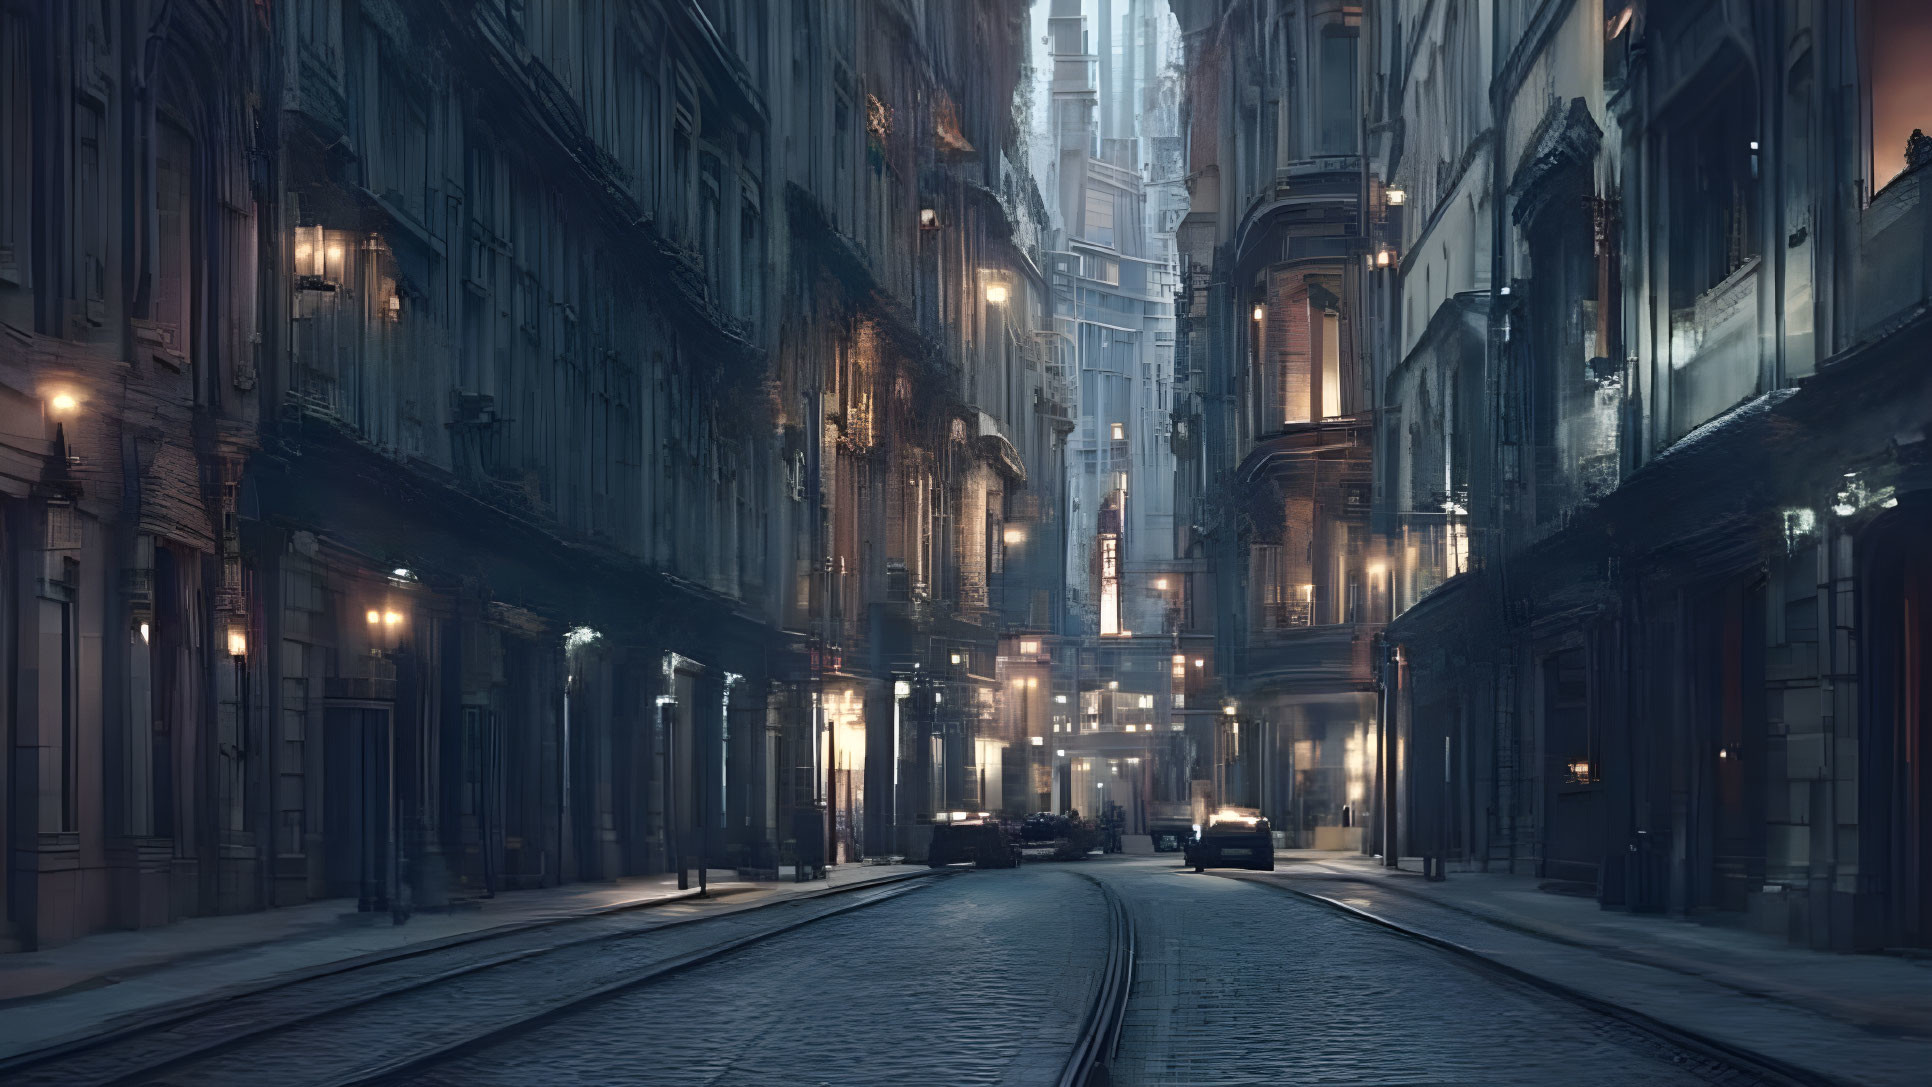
[1169,0,1381,847]
[0,0,1065,951]
[1358,0,1932,951]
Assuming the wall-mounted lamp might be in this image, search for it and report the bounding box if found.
[920,207,940,229]
[1385,188,1406,206]
[1376,249,1393,267]
[1251,304,1265,322]
[1153,578,1169,590]
[226,624,248,659]
[984,282,1010,305]
[48,391,81,417]
[1222,703,1237,717]
[950,652,963,665]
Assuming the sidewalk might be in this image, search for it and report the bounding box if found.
[0,862,927,1064]
[1242,850,1932,1085]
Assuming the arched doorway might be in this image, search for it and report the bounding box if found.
[1862,494,1932,946]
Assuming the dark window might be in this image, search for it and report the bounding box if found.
[1318,28,1359,154]
[1669,71,1759,305]
[154,120,195,358]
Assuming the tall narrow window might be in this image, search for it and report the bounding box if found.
[1084,187,1115,248]
[1318,28,1359,155]
[1670,72,1759,303]
[154,120,195,360]
[1320,308,1342,418]
[75,102,105,322]
[699,150,721,295]
[1099,534,1120,635]
[1863,0,1932,194]
[0,12,28,285]
[739,199,761,321]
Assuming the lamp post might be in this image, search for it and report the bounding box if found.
[365,605,408,917]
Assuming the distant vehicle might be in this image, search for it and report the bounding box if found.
[1099,803,1125,853]
[928,814,1021,868]
[1021,811,1069,842]
[1146,802,1194,852]
[1185,809,1275,872]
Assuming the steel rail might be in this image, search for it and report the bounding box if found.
[337,877,937,1086]
[1230,873,1842,1087]
[1058,872,1135,1087]
[4,869,947,1087]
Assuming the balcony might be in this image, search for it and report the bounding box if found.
[1231,623,1376,694]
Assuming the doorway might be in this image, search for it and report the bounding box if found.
[1865,497,1932,945]
[323,706,393,911]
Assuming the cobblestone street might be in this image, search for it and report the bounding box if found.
[1088,858,1764,1087]
[4,857,1839,1085]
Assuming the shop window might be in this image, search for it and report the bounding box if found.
[1863,0,1932,194]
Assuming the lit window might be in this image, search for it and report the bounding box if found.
[1019,639,1040,655]
[1110,422,1125,441]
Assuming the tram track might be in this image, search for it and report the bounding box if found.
[5,871,948,1087]
[1059,872,1135,1087]
[1223,871,1840,1087]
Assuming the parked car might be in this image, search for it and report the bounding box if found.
[1185,810,1275,872]
[1147,801,1194,852]
[929,815,1021,868]
[1021,811,1069,842]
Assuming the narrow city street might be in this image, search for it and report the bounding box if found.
[4,858,1794,1086]
[3,0,1931,1082]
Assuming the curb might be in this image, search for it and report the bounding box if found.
[1226,872,1847,1087]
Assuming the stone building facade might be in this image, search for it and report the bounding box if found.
[1168,0,1382,848]
[1358,0,1932,950]
[0,0,1064,950]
